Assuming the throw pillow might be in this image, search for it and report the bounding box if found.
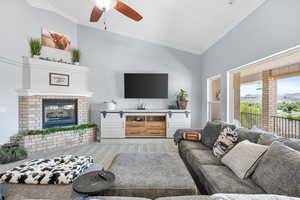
[252,142,300,197]
[182,130,202,141]
[213,127,238,159]
[201,121,235,149]
[221,140,268,179]
[201,121,223,148]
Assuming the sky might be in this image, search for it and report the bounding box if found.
[241,76,300,97]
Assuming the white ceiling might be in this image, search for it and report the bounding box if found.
[27,0,266,54]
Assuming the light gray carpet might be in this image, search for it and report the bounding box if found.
[0,139,177,172]
[0,139,179,200]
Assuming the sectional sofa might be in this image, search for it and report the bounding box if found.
[177,121,300,197]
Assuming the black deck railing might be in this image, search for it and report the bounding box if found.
[240,112,300,139]
[240,112,263,130]
[272,116,300,139]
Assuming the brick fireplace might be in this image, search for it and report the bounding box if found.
[19,96,90,131]
[17,57,93,132]
[14,57,95,153]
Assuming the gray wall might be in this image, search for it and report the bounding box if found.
[77,25,201,128]
[0,1,78,144]
[199,0,300,126]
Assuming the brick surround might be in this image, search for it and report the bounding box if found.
[11,127,96,154]
[19,96,90,131]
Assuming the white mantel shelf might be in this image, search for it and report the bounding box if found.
[23,57,91,72]
[17,57,93,97]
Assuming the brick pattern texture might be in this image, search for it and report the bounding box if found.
[233,72,241,121]
[12,127,96,154]
[262,70,277,131]
[19,96,90,131]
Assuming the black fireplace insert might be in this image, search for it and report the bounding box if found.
[42,99,78,129]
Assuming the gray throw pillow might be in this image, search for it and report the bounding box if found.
[258,134,300,151]
[252,141,300,197]
[201,121,223,148]
[221,140,268,179]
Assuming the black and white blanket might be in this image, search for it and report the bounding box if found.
[0,155,93,185]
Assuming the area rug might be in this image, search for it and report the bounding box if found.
[0,155,93,185]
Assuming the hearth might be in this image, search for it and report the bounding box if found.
[42,99,78,128]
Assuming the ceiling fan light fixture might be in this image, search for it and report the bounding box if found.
[93,0,117,11]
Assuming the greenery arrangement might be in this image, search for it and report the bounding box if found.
[23,124,96,136]
[72,49,81,64]
[0,144,27,164]
[29,38,42,57]
[241,102,300,120]
[240,102,262,114]
[177,89,188,101]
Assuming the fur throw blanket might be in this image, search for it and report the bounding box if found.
[0,155,93,185]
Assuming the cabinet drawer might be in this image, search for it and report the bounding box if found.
[126,128,145,136]
[146,122,166,129]
[147,129,166,136]
[126,121,145,128]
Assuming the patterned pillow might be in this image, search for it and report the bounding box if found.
[182,130,202,141]
[213,127,238,159]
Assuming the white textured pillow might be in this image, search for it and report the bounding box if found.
[221,140,268,179]
[213,127,238,159]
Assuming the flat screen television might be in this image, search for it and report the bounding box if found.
[124,73,168,99]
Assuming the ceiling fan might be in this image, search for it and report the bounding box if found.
[90,0,143,23]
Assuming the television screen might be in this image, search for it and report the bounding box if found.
[124,73,168,99]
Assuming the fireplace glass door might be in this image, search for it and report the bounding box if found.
[42,99,78,128]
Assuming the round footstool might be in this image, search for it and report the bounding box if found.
[73,170,115,196]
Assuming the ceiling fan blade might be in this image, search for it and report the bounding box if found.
[114,1,143,22]
[90,6,104,22]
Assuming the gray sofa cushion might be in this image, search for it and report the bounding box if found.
[258,134,300,151]
[156,196,210,200]
[199,165,265,194]
[252,142,300,197]
[236,128,273,143]
[186,149,222,167]
[106,153,198,199]
[179,141,210,158]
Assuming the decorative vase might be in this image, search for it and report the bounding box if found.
[104,102,117,111]
[177,100,188,110]
[33,55,40,59]
[74,62,80,65]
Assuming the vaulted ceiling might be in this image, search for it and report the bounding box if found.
[27,0,266,54]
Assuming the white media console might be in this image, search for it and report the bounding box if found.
[100,110,191,138]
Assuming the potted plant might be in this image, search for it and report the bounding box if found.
[177,89,188,110]
[72,49,80,65]
[29,39,42,59]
